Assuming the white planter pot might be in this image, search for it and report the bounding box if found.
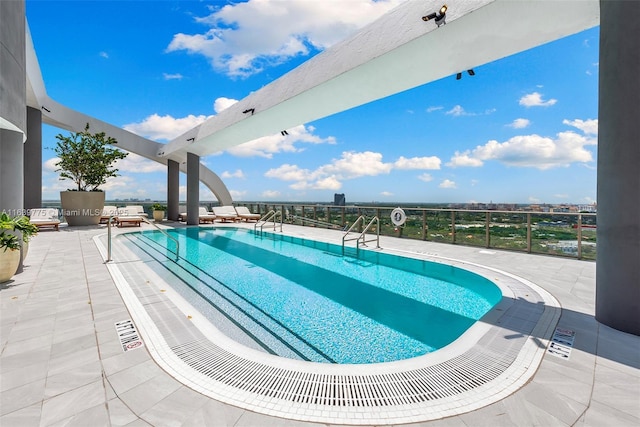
[153,210,165,222]
[21,239,29,262]
[0,248,20,283]
[60,191,105,226]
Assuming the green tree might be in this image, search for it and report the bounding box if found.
[54,123,128,191]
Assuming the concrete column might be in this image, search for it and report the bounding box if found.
[0,130,24,214]
[186,153,199,226]
[0,0,26,215]
[167,159,179,221]
[24,107,42,211]
[595,0,640,335]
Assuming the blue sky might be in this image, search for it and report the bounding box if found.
[27,0,599,204]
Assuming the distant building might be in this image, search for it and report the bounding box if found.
[334,193,346,206]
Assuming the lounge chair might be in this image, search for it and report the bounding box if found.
[178,205,187,222]
[198,207,217,224]
[212,206,240,222]
[127,205,148,217]
[235,206,261,222]
[116,207,143,227]
[29,208,60,231]
[100,206,118,224]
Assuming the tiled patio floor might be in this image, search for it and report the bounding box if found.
[1,222,638,426]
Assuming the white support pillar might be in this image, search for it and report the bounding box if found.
[186,153,199,226]
[167,159,179,221]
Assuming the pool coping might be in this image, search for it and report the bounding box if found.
[93,225,561,425]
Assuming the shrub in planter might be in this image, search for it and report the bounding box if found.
[13,215,38,261]
[54,123,128,226]
[0,213,22,282]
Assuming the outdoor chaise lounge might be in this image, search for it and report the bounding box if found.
[116,207,143,227]
[100,206,118,224]
[198,207,217,224]
[212,206,240,222]
[235,206,261,222]
[178,205,187,222]
[177,206,217,223]
[127,205,148,217]
[29,208,60,231]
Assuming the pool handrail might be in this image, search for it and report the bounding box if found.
[342,216,380,254]
[255,210,282,235]
[142,217,180,261]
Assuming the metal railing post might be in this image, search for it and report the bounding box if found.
[577,214,583,259]
[107,215,113,262]
[485,212,490,248]
[451,211,456,243]
[526,213,532,253]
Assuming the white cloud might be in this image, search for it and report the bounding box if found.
[99,51,109,59]
[446,105,495,117]
[439,179,457,189]
[447,118,597,170]
[451,131,596,170]
[229,189,247,199]
[380,191,394,197]
[166,0,403,77]
[447,151,484,168]
[265,150,442,191]
[163,73,183,80]
[213,97,238,113]
[427,106,443,113]
[563,118,598,135]
[319,151,392,178]
[262,190,282,198]
[446,105,467,117]
[265,164,310,181]
[393,156,441,170]
[508,118,530,129]
[417,173,433,182]
[519,92,557,107]
[123,113,212,141]
[311,176,342,190]
[226,124,336,158]
[221,169,245,179]
[115,153,167,173]
[44,157,59,172]
[528,196,541,203]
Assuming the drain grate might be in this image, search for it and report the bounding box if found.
[170,327,521,407]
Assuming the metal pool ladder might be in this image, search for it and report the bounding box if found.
[342,215,380,255]
[141,217,180,260]
[255,210,283,235]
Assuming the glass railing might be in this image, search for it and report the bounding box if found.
[237,203,597,261]
[41,201,596,261]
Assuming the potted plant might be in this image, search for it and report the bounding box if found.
[13,215,38,261]
[0,213,21,283]
[151,203,166,222]
[54,123,128,226]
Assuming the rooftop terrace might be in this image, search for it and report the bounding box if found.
[1,222,638,426]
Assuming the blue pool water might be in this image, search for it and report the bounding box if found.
[123,227,502,364]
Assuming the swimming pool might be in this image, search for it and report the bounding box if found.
[122,227,502,364]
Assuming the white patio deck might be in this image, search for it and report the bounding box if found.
[1,222,638,426]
